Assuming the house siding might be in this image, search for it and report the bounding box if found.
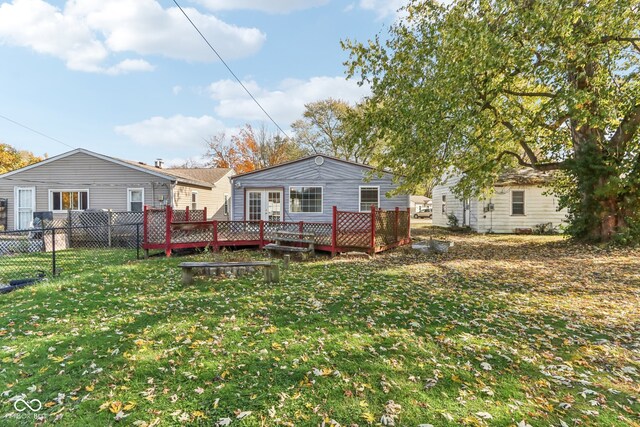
[172,170,233,220]
[231,157,409,222]
[0,152,173,230]
[474,185,568,233]
[433,177,568,233]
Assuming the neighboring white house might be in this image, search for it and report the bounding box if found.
[432,169,568,233]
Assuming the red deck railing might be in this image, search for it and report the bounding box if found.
[143,205,411,257]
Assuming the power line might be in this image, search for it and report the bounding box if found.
[172,0,291,139]
[0,113,75,150]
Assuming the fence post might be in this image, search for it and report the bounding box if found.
[185,206,190,222]
[67,210,72,248]
[259,220,264,249]
[165,205,173,257]
[299,221,303,238]
[52,227,56,277]
[394,207,399,244]
[136,223,140,260]
[143,205,148,243]
[108,210,113,248]
[370,205,376,255]
[331,206,337,257]
[203,207,207,221]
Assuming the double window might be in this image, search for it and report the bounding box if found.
[359,186,379,211]
[512,190,525,215]
[289,186,322,213]
[50,190,88,212]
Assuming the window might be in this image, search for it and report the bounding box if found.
[512,190,525,215]
[191,192,198,210]
[50,190,88,211]
[223,193,229,216]
[441,195,446,214]
[289,186,322,213]
[359,186,379,211]
[128,188,144,212]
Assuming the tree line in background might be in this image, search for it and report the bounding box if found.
[0,143,43,174]
[204,98,378,173]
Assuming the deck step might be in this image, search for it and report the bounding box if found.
[264,244,313,253]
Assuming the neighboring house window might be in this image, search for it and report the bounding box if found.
[289,186,322,213]
[191,192,198,210]
[359,186,379,212]
[50,190,88,212]
[512,190,525,215]
[442,195,446,214]
[128,188,144,212]
[223,193,229,216]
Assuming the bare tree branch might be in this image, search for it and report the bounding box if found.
[495,150,567,171]
[609,103,640,152]
[503,89,556,98]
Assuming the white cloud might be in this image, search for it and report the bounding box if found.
[207,76,371,126]
[114,114,227,150]
[358,0,407,19]
[172,85,183,95]
[0,0,266,73]
[194,0,329,14]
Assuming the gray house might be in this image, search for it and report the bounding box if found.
[0,148,233,231]
[230,155,409,222]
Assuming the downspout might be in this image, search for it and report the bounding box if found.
[170,181,176,208]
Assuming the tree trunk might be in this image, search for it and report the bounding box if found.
[590,193,626,242]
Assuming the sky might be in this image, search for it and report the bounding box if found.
[0,0,405,166]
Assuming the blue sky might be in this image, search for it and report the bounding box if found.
[0,0,404,166]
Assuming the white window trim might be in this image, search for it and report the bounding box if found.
[48,189,89,213]
[288,186,323,214]
[191,191,198,210]
[359,185,380,212]
[511,190,526,216]
[14,186,35,230]
[127,188,144,212]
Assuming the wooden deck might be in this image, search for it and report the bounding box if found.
[143,206,411,257]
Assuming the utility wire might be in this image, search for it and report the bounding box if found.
[172,0,290,139]
[0,113,75,150]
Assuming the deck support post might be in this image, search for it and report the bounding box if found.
[370,205,376,255]
[165,205,173,257]
[331,206,338,257]
[259,220,265,249]
[212,220,219,251]
[394,207,400,243]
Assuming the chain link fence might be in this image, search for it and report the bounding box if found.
[0,211,142,284]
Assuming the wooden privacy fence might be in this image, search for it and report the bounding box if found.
[143,205,411,257]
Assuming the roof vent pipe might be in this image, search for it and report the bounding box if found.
[155,159,164,169]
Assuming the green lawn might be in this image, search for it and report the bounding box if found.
[1,233,639,426]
